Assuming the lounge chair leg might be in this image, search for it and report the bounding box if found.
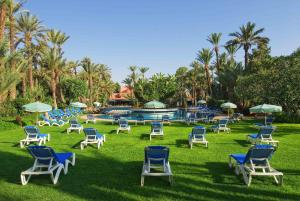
[169,175,173,185]
[141,176,144,187]
[20,173,31,185]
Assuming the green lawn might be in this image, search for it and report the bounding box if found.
[0,118,299,201]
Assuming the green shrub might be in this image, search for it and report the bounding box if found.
[274,113,300,123]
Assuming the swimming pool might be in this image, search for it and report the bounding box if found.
[98,107,185,120]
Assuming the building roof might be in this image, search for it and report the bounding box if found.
[109,86,134,101]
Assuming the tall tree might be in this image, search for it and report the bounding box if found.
[81,57,99,104]
[139,66,149,80]
[16,12,45,92]
[197,48,213,96]
[46,29,69,52]
[0,0,8,42]
[7,0,24,99]
[41,47,65,108]
[207,33,222,75]
[227,22,269,71]
[225,44,239,63]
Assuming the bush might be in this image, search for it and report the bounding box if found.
[274,113,300,123]
[60,78,88,103]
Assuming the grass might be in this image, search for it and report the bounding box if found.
[0,117,299,201]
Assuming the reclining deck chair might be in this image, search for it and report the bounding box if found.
[67,119,83,134]
[20,126,50,148]
[81,128,106,150]
[150,122,164,140]
[137,114,146,125]
[210,119,230,134]
[117,119,131,134]
[20,146,75,185]
[186,113,197,125]
[85,114,96,124]
[229,144,283,186]
[141,146,173,186]
[188,126,208,148]
[162,115,171,125]
[248,127,278,146]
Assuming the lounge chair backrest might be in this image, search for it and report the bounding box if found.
[24,126,39,138]
[119,119,128,127]
[192,126,206,136]
[151,122,162,130]
[244,145,275,165]
[27,146,57,165]
[83,128,98,140]
[144,146,169,164]
[70,119,79,125]
[258,127,274,138]
[189,113,196,119]
[266,117,273,125]
[219,119,229,125]
[162,115,169,121]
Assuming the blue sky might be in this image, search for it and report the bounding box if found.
[26,0,300,82]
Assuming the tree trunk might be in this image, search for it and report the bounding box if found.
[244,46,249,71]
[22,77,26,97]
[89,75,93,104]
[0,4,6,42]
[51,69,57,109]
[204,64,212,96]
[25,34,34,92]
[9,14,16,100]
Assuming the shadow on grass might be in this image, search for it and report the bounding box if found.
[234,139,250,147]
[140,133,149,140]
[175,139,188,148]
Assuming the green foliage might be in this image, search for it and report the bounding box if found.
[60,78,88,103]
[114,82,121,93]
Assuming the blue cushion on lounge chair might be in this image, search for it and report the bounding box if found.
[54,152,73,164]
[248,134,258,139]
[230,154,246,164]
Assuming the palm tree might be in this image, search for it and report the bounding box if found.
[46,29,69,52]
[41,47,65,108]
[207,33,222,75]
[16,12,45,92]
[129,65,138,85]
[81,57,99,104]
[227,22,269,71]
[7,0,24,99]
[139,66,149,80]
[197,48,213,96]
[225,44,239,63]
[0,0,9,42]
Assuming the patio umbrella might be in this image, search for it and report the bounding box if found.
[23,101,52,124]
[249,104,282,125]
[93,102,101,107]
[197,100,206,104]
[220,102,237,117]
[70,102,87,108]
[144,100,166,109]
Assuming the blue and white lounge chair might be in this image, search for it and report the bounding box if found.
[117,119,131,134]
[210,119,230,134]
[162,115,171,125]
[20,146,75,185]
[85,114,96,124]
[67,119,83,134]
[229,145,283,186]
[248,127,278,146]
[81,128,106,150]
[137,114,146,125]
[186,113,197,125]
[141,146,173,186]
[39,115,65,127]
[188,126,208,148]
[20,126,50,148]
[150,122,163,140]
[254,116,274,128]
[203,113,216,124]
[112,114,121,125]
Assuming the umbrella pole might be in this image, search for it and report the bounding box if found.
[265,113,267,125]
[228,109,229,118]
